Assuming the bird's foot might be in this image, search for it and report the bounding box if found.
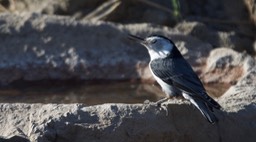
[143,98,169,116]
[158,103,169,116]
[143,100,159,107]
[144,98,168,106]
[156,97,169,116]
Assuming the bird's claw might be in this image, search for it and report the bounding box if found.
[143,100,168,116]
[143,99,169,116]
[143,100,160,107]
[158,103,169,116]
[156,101,161,107]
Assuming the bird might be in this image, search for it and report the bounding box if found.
[129,34,221,124]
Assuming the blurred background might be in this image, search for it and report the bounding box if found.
[0,0,255,53]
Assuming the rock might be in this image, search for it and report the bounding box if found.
[0,13,143,84]
[0,97,256,142]
[0,136,29,142]
[201,47,255,84]
[219,66,256,112]
[175,21,254,53]
[0,13,212,85]
[3,69,256,142]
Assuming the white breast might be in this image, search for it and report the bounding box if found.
[149,63,174,96]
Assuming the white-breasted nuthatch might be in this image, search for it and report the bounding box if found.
[129,34,221,124]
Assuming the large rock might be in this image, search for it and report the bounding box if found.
[219,66,256,112]
[201,47,255,84]
[0,13,212,84]
[0,97,255,142]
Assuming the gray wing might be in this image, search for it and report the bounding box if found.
[150,57,221,109]
[150,57,205,94]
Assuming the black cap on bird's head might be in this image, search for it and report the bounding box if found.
[128,34,181,60]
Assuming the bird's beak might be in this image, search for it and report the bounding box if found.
[128,34,146,45]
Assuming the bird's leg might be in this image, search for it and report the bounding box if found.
[156,97,169,116]
[156,97,169,107]
[143,97,169,116]
[143,97,169,106]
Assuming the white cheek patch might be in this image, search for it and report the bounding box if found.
[148,49,168,60]
[148,44,173,60]
[148,50,161,60]
[158,50,169,57]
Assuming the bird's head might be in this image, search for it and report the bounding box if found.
[129,34,178,60]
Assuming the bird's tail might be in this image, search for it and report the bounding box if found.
[190,98,218,124]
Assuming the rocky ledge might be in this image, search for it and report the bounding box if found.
[0,94,255,142]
